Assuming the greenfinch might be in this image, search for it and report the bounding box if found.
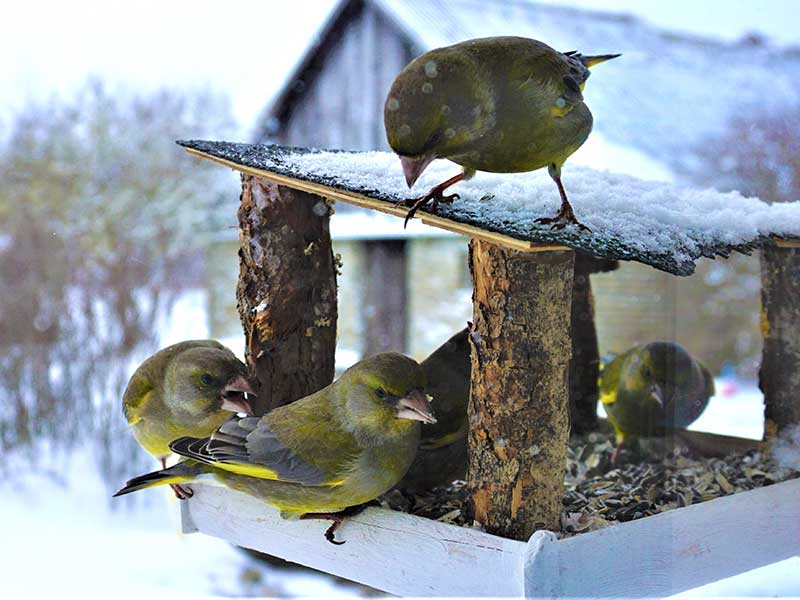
[114,352,435,543]
[123,340,256,497]
[397,328,470,492]
[599,341,715,463]
[384,36,619,229]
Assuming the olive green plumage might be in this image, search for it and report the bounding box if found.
[123,340,255,460]
[115,352,436,518]
[385,36,619,228]
[600,342,715,455]
[397,328,471,492]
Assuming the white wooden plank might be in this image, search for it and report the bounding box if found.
[525,478,800,598]
[182,484,526,597]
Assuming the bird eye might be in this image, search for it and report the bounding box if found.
[200,374,214,386]
[375,387,387,399]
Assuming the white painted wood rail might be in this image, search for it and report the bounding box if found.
[180,479,800,597]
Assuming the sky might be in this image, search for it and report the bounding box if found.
[1,0,798,135]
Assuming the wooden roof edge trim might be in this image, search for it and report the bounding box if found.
[183,146,570,254]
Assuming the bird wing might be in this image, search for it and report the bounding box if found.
[170,408,359,487]
[511,45,587,115]
[701,364,716,398]
[122,372,153,424]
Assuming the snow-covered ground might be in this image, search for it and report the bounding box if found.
[0,448,366,598]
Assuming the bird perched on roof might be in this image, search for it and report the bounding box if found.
[123,340,256,498]
[396,328,471,492]
[114,352,436,544]
[384,36,619,229]
[599,342,715,464]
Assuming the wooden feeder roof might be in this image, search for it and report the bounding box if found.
[180,140,800,276]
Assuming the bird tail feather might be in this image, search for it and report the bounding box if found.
[580,54,621,68]
[112,460,205,497]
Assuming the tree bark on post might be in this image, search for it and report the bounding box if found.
[569,254,619,434]
[236,175,338,414]
[467,240,574,539]
[759,244,800,438]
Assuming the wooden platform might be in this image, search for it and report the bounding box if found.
[179,140,800,276]
[180,478,800,597]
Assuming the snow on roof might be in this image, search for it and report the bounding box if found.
[179,140,800,276]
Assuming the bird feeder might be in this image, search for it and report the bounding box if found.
[176,140,800,596]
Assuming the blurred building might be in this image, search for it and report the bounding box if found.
[211,0,800,372]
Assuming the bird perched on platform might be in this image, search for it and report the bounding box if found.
[114,352,436,544]
[123,340,256,498]
[384,36,619,229]
[599,342,715,463]
[397,328,471,492]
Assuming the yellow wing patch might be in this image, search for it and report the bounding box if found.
[600,389,617,406]
[210,460,347,486]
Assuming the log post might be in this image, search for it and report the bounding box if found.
[759,244,800,437]
[569,254,619,434]
[236,175,338,413]
[467,240,574,539]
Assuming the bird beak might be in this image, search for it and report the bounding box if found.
[400,154,435,188]
[580,54,621,68]
[221,375,256,415]
[649,383,664,409]
[395,388,437,424]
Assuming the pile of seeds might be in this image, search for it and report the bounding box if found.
[381,432,799,536]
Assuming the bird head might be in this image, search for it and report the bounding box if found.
[338,352,436,437]
[384,45,496,188]
[166,345,257,419]
[623,342,697,414]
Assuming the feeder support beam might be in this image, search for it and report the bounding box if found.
[467,240,573,539]
[236,175,338,413]
[759,245,800,437]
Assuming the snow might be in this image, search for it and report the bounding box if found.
[673,557,800,597]
[285,146,799,268]
[0,448,364,597]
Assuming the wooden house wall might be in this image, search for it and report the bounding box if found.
[276,2,416,151]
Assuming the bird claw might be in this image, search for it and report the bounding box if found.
[535,214,591,233]
[301,501,377,545]
[324,522,346,545]
[170,483,193,500]
[438,193,459,204]
[400,191,460,228]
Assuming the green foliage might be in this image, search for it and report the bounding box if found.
[0,80,237,484]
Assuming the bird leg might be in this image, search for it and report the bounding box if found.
[398,171,466,228]
[162,458,193,500]
[300,501,380,545]
[610,444,624,466]
[535,165,591,232]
